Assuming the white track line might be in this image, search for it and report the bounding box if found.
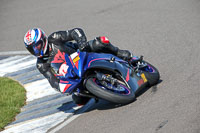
[48,98,96,133]
[0,59,36,76]
[0,55,33,68]
[2,106,82,133]
[0,51,29,55]
[0,56,24,64]
[24,79,59,102]
[0,56,36,76]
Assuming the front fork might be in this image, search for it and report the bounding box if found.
[130,55,147,73]
[95,72,118,86]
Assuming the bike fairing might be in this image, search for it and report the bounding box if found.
[51,49,149,96]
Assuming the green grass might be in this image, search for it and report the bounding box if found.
[0,77,26,131]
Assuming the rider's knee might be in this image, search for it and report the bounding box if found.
[89,36,110,52]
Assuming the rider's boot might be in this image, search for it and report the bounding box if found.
[72,92,90,106]
[116,49,132,61]
[89,36,132,61]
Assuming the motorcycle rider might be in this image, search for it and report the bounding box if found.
[24,27,132,104]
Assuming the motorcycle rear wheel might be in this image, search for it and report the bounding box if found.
[86,74,135,104]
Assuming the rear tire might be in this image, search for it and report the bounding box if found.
[86,75,135,104]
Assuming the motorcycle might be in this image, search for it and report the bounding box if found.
[50,41,160,104]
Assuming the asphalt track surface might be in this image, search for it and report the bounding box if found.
[1,0,200,133]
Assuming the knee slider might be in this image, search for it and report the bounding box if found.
[37,63,50,74]
[95,36,110,45]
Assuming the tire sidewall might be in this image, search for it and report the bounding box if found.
[86,77,135,104]
[142,61,160,86]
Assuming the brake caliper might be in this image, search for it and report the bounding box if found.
[96,73,118,85]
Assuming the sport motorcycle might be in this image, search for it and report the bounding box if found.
[51,41,160,104]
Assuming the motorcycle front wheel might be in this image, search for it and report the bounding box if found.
[140,61,160,86]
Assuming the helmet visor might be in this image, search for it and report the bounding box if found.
[32,40,43,56]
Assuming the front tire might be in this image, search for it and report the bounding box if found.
[141,61,160,86]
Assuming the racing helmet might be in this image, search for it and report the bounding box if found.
[24,28,48,57]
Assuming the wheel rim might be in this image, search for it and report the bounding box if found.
[93,78,131,95]
[142,65,155,73]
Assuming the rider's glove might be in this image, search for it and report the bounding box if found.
[79,42,90,51]
[37,63,51,74]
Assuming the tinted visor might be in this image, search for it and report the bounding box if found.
[32,40,43,56]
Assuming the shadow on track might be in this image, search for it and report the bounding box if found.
[86,79,163,112]
[136,79,163,97]
[57,79,162,114]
